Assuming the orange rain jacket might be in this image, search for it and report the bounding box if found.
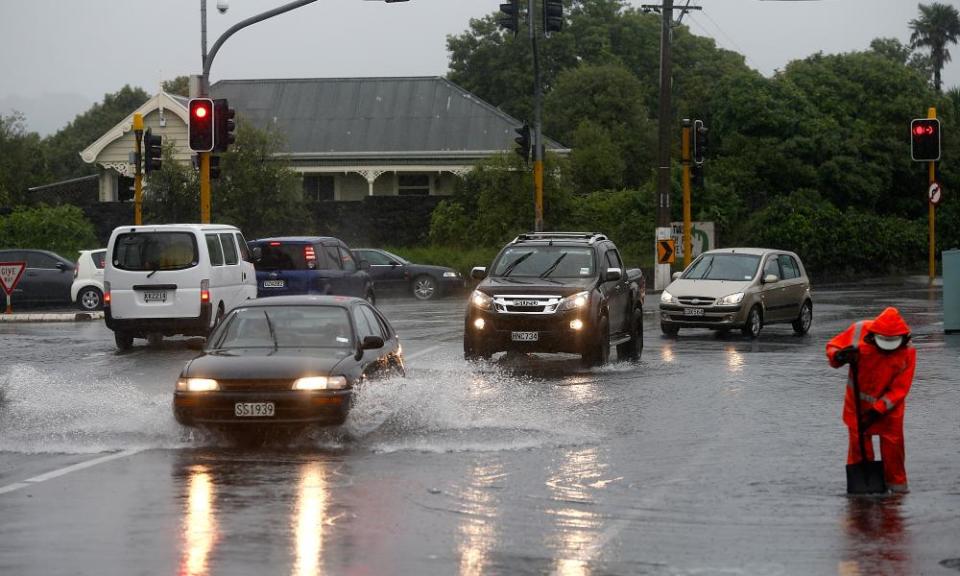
[826,307,916,434]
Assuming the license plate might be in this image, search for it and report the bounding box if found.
[234,402,275,417]
[143,290,167,303]
[511,331,538,341]
[684,308,705,317]
[263,280,285,288]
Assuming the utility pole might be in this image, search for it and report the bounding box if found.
[530,0,544,232]
[643,1,701,290]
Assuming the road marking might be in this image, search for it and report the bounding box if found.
[405,344,443,361]
[0,449,143,495]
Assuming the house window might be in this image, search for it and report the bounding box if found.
[397,174,430,196]
[303,174,335,201]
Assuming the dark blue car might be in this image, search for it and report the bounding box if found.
[248,237,375,304]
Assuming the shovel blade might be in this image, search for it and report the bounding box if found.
[846,461,886,494]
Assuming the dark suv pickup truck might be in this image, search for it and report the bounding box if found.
[464,232,645,365]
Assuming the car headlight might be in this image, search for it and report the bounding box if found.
[443,271,459,278]
[470,290,493,310]
[660,290,677,304]
[718,292,744,305]
[176,378,219,392]
[558,291,590,311]
[293,376,348,390]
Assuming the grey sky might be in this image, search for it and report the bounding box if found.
[1,0,958,135]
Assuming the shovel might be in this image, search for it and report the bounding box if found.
[846,358,886,495]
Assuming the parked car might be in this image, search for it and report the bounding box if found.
[0,249,75,306]
[353,248,464,300]
[659,247,813,338]
[465,232,645,366]
[248,237,375,303]
[104,224,258,350]
[71,249,107,311]
[172,295,404,428]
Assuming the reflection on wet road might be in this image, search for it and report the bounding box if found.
[1,279,959,575]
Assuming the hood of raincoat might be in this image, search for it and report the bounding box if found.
[868,307,911,337]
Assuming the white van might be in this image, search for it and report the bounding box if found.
[104,224,257,350]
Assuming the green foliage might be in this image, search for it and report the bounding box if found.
[909,2,960,91]
[213,122,309,238]
[143,143,200,224]
[562,187,654,266]
[42,85,150,182]
[0,204,97,257]
[162,76,191,97]
[0,112,50,206]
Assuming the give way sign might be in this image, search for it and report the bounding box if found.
[0,262,27,296]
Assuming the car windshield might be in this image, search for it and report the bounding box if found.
[682,253,762,281]
[491,246,595,278]
[113,232,198,271]
[213,306,354,349]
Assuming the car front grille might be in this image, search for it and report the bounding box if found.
[214,379,295,391]
[677,296,716,306]
[493,294,563,315]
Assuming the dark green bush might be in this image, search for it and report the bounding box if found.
[0,204,98,258]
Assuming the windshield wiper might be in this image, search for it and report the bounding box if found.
[263,311,279,352]
[539,253,567,278]
[697,257,715,280]
[500,251,534,277]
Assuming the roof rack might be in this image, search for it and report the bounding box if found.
[512,232,608,244]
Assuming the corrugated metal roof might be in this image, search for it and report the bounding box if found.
[209,77,565,155]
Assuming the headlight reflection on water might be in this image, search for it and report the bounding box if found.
[293,462,329,576]
[181,466,218,576]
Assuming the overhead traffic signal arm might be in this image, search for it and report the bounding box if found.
[189,98,215,152]
[911,118,941,162]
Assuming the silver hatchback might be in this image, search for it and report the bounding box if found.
[659,248,812,338]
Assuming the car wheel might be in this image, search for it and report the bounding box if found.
[365,289,377,306]
[412,275,438,300]
[77,286,103,311]
[582,316,611,367]
[792,300,813,335]
[742,306,762,339]
[661,322,679,337]
[115,331,133,351]
[616,307,643,361]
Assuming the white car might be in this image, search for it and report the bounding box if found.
[71,249,107,311]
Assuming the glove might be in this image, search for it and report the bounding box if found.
[834,346,859,366]
[860,408,883,431]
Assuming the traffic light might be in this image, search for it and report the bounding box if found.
[498,0,519,35]
[514,124,531,161]
[143,128,162,175]
[189,98,215,152]
[693,119,707,165]
[213,99,236,152]
[911,118,941,161]
[543,0,563,33]
[209,155,222,179]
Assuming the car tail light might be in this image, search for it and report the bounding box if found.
[304,245,316,262]
[103,281,111,305]
[269,241,281,246]
[73,261,79,279]
[200,279,210,303]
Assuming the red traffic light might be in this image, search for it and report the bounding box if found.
[194,105,208,119]
[910,118,940,162]
[189,98,215,152]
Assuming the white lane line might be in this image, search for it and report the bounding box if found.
[0,449,143,495]
[405,344,443,361]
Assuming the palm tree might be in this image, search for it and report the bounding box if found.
[909,2,960,92]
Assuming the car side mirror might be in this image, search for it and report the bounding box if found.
[604,268,622,282]
[251,246,262,262]
[56,262,67,271]
[763,273,779,284]
[362,335,384,350]
[359,259,370,271]
[672,271,683,281]
[471,266,487,280]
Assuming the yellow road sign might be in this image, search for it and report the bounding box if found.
[657,239,676,265]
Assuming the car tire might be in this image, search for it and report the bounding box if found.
[412,275,438,300]
[661,322,679,337]
[792,300,813,335]
[77,286,103,311]
[616,307,643,361]
[582,316,611,367]
[742,306,762,339]
[115,331,133,351]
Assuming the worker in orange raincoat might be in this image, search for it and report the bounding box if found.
[826,307,916,493]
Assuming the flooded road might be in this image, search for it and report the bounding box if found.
[1,278,959,575]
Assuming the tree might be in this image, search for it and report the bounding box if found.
[43,85,150,181]
[0,205,97,257]
[0,112,50,207]
[142,143,199,224]
[162,76,191,97]
[909,2,960,92]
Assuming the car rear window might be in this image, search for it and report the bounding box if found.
[255,243,311,270]
[113,232,198,271]
[213,305,354,349]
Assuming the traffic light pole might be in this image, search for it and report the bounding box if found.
[928,106,937,283]
[529,0,544,232]
[133,113,144,226]
[681,120,692,268]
